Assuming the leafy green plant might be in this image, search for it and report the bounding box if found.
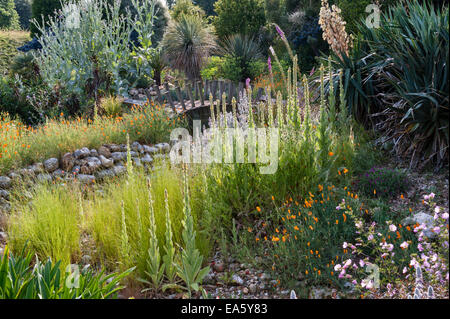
[161,14,216,81]
[100,96,124,118]
[175,169,210,297]
[0,246,133,299]
[355,166,409,199]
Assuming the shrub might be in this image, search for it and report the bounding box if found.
[0,0,20,30]
[0,246,133,299]
[161,14,217,81]
[355,167,409,199]
[258,186,360,288]
[100,96,124,118]
[200,56,225,80]
[213,0,266,39]
[33,0,155,109]
[219,33,262,82]
[13,0,30,29]
[170,0,205,21]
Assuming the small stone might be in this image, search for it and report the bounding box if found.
[29,163,44,174]
[214,262,225,272]
[113,165,126,176]
[0,190,10,200]
[52,169,65,178]
[98,146,111,158]
[36,173,52,183]
[249,283,257,294]
[143,145,158,154]
[61,153,75,172]
[109,144,121,152]
[96,168,116,180]
[86,157,102,172]
[73,147,90,159]
[141,154,153,164]
[231,274,244,285]
[0,176,12,189]
[111,152,127,163]
[18,168,34,178]
[99,155,114,168]
[242,287,249,294]
[131,141,143,152]
[8,171,22,182]
[76,174,95,184]
[44,158,59,172]
[90,149,98,157]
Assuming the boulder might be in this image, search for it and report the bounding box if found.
[109,144,121,152]
[113,165,126,176]
[111,152,127,163]
[98,146,111,158]
[95,168,116,180]
[61,153,75,172]
[86,157,102,172]
[73,147,90,159]
[90,149,98,157]
[44,158,59,172]
[0,176,12,189]
[76,174,95,184]
[131,141,143,152]
[29,163,44,174]
[0,190,9,200]
[99,155,114,168]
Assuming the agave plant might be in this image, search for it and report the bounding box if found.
[161,14,217,81]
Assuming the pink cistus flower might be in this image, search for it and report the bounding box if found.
[275,24,285,38]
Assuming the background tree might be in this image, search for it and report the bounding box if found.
[151,0,170,46]
[213,0,266,39]
[193,0,217,16]
[30,0,65,36]
[170,0,205,21]
[264,0,288,28]
[14,0,31,29]
[0,0,20,29]
[161,14,216,80]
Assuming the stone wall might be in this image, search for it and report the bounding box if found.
[0,141,171,213]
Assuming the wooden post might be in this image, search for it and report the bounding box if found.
[186,83,195,109]
[211,80,218,100]
[174,81,185,110]
[198,81,205,106]
[238,82,244,102]
[164,82,176,111]
[154,84,163,104]
[227,81,234,104]
[204,79,210,101]
[219,80,225,100]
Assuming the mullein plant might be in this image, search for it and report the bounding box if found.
[140,178,165,292]
[175,167,210,298]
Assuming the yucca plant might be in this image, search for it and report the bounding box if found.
[219,33,262,82]
[161,14,217,81]
[365,1,449,168]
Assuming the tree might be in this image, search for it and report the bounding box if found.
[30,0,65,36]
[213,0,266,39]
[152,0,170,46]
[264,0,287,27]
[161,14,216,80]
[0,0,20,29]
[170,0,205,21]
[193,0,217,16]
[14,0,31,29]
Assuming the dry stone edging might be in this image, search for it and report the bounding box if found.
[0,141,171,213]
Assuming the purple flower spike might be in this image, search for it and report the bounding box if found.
[246,78,251,89]
[275,24,285,39]
[268,56,272,73]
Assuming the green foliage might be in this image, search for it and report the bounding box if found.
[161,14,216,80]
[170,0,205,21]
[8,183,82,267]
[336,0,372,34]
[356,167,409,199]
[200,55,224,80]
[194,0,217,16]
[175,170,210,297]
[99,96,123,118]
[14,0,30,29]
[33,0,155,109]
[0,0,20,30]
[213,0,266,39]
[152,0,170,46]
[264,0,287,27]
[30,0,64,36]
[0,75,38,123]
[262,186,359,287]
[0,246,133,299]
[0,30,29,75]
[149,47,167,86]
[219,33,262,82]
